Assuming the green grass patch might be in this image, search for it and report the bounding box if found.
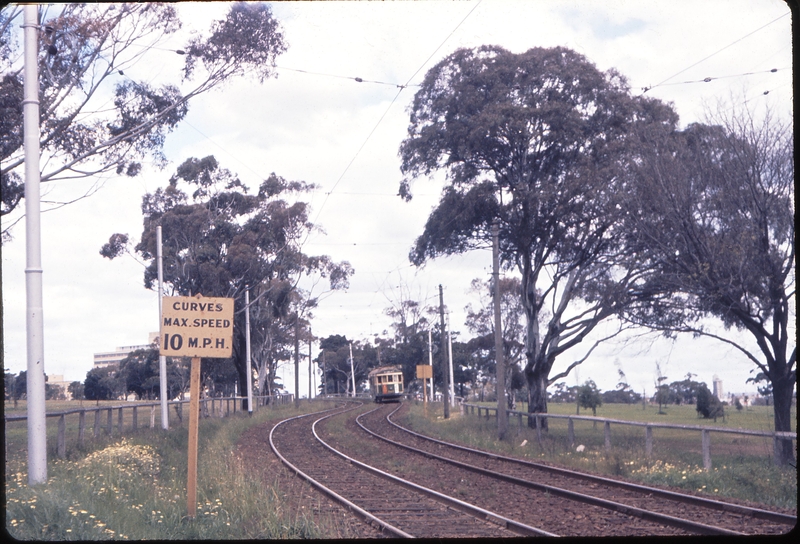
[5,400,352,540]
[405,402,797,510]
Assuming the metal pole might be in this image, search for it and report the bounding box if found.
[157,226,169,429]
[23,4,47,485]
[308,338,313,399]
[349,342,356,397]
[439,285,449,419]
[428,329,434,402]
[493,221,508,439]
[447,313,455,407]
[245,287,253,414]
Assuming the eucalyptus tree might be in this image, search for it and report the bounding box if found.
[623,104,795,464]
[1,2,286,239]
[101,155,352,403]
[399,45,671,427]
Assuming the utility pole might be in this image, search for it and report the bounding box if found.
[447,312,455,406]
[493,221,508,439]
[439,285,450,419]
[308,336,312,400]
[349,342,356,397]
[245,287,253,414]
[23,4,47,485]
[428,329,434,402]
[294,315,300,405]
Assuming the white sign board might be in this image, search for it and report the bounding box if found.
[160,296,234,358]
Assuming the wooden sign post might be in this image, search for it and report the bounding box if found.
[160,294,233,520]
[187,356,201,519]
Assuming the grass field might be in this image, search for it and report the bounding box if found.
[4,399,358,540]
[404,401,797,510]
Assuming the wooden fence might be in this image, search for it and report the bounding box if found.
[4,394,294,459]
[461,403,796,470]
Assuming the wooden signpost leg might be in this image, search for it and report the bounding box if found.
[187,356,201,519]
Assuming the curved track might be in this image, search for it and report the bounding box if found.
[351,403,795,536]
[269,402,554,538]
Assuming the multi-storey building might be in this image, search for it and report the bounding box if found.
[93,333,159,369]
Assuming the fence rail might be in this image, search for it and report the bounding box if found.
[4,394,295,459]
[461,402,797,470]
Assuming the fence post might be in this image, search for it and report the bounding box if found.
[117,407,124,435]
[132,406,138,431]
[567,417,575,447]
[78,410,86,447]
[645,425,653,458]
[106,408,113,436]
[150,405,156,428]
[57,414,66,458]
[94,409,101,438]
[604,421,611,451]
[702,429,712,470]
[535,414,542,444]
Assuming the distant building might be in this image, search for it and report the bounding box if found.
[47,374,72,399]
[712,374,724,401]
[93,333,159,369]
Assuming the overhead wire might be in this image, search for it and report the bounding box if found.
[639,11,789,95]
[297,0,484,317]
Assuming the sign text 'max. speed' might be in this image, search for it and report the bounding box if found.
[160,296,234,358]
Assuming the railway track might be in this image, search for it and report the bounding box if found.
[269,401,554,538]
[348,403,796,537]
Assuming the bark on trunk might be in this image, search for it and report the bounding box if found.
[526,367,549,430]
[771,370,796,466]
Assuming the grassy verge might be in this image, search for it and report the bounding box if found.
[5,400,346,540]
[404,402,797,510]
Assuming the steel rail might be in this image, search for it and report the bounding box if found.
[385,405,797,527]
[268,401,414,539]
[355,407,748,536]
[311,407,557,537]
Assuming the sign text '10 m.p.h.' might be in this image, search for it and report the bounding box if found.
[160,296,234,358]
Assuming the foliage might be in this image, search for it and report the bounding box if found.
[102,155,352,401]
[577,379,602,416]
[399,45,675,427]
[696,383,725,421]
[601,383,642,404]
[318,335,376,395]
[623,103,795,463]
[1,3,287,239]
[5,369,25,402]
[83,366,124,401]
[549,381,578,403]
[68,381,84,401]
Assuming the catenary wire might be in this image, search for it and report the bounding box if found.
[640,11,789,94]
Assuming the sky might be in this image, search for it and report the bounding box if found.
[1,0,794,400]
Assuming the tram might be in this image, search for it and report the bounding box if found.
[368,365,404,403]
